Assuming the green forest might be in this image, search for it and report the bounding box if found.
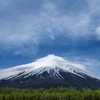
[0,86,100,100]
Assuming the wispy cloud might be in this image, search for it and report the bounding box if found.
[95,26,100,39]
[64,55,100,79]
[0,0,100,56]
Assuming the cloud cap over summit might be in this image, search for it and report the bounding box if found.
[0,55,93,79]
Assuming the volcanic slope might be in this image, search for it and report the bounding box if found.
[0,54,100,88]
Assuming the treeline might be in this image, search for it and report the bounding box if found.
[0,86,100,100]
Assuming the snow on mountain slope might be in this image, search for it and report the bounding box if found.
[0,54,95,80]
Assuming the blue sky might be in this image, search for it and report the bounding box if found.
[0,0,100,78]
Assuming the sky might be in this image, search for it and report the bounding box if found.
[0,0,100,78]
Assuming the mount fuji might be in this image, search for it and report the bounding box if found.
[0,54,100,89]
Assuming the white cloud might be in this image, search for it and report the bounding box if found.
[0,0,100,55]
[64,55,100,79]
[95,26,100,39]
[47,34,55,40]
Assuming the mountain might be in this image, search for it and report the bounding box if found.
[0,54,100,89]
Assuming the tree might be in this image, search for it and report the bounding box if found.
[91,86,95,91]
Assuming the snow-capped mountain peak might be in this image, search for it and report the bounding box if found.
[0,54,95,79]
[0,55,100,89]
